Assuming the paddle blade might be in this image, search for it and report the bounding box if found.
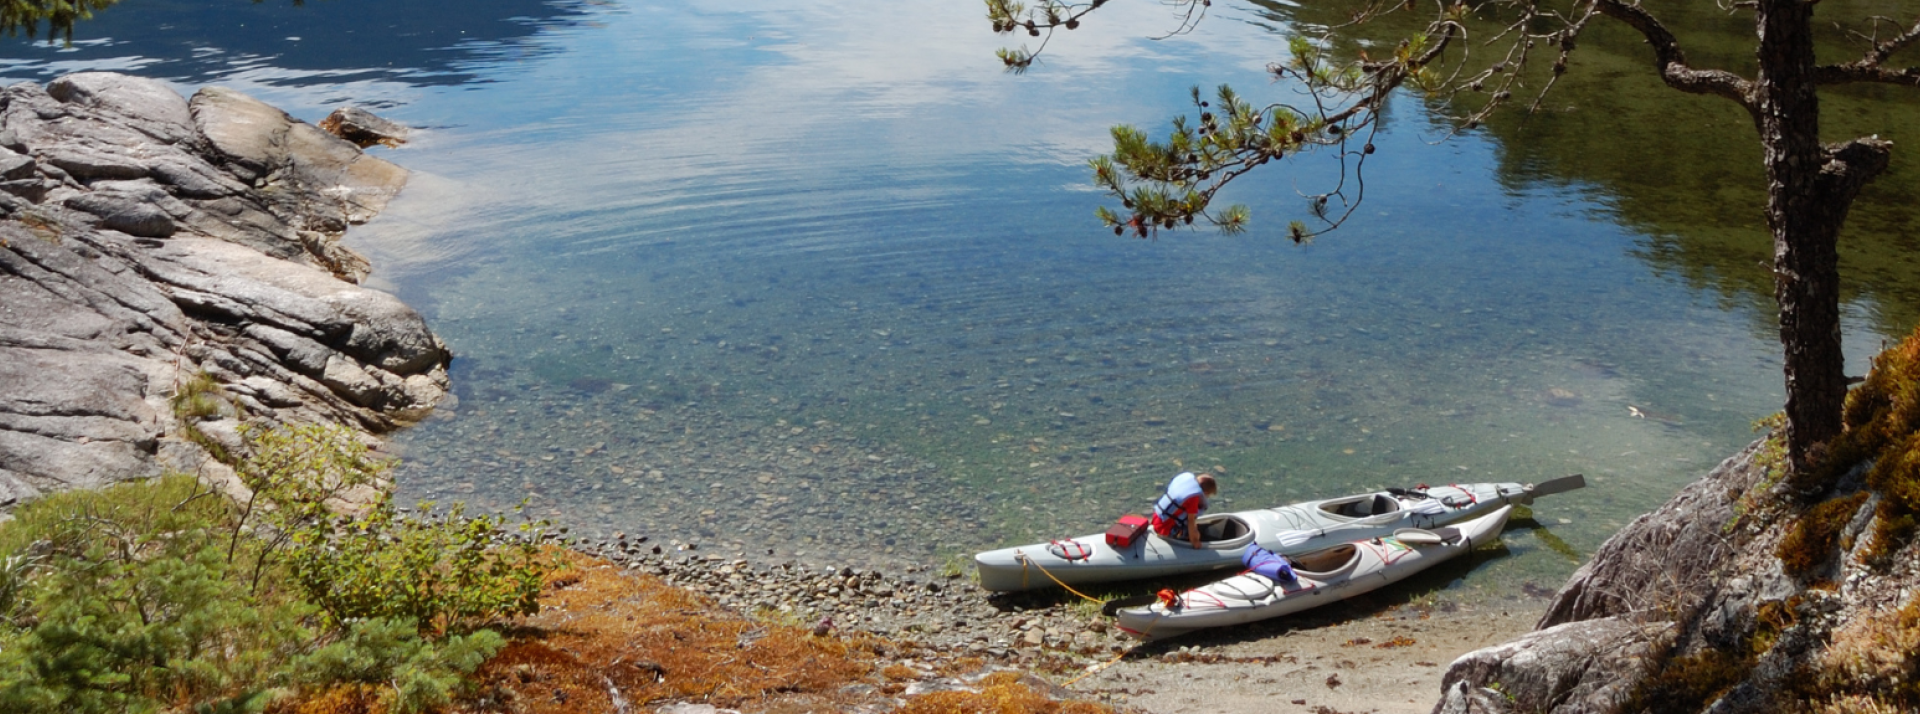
[1393,528,1445,545]
[1529,474,1586,498]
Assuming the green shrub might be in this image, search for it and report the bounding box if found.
[284,496,552,634]
[233,422,554,633]
[0,421,556,713]
[0,475,311,714]
[294,618,503,714]
[0,469,222,557]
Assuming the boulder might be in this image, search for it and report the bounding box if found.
[0,148,34,180]
[190,87,407,223]
[0,73,447,515]
[1431,617,1656,714]
[319,106,410,148]
[1432,422,1920,714]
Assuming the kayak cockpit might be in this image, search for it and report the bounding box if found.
[1289,543,1361,577]
[1165,514,1255,549]
[1316,493,1400,519]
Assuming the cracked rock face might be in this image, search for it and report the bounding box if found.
[0,72,448,510]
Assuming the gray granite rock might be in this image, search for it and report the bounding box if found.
[1431,617,1655,714]
[66,187,178,237]
[46,73,198,145]
[0,148,34,180]
[0,73,447,515]
[191,87,406,225]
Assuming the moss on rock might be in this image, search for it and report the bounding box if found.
[1777,491,1869,579]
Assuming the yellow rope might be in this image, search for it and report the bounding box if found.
[1062,648,1133,688]
[1060,602,1161,689]
[1015,550,1165,691]
[1017,551,1103,604]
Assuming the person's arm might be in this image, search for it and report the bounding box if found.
[1185,493,1205,547]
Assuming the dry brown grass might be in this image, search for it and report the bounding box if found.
[1810,594,1920,708]
[454,550,874,712]
[1809,693,1905,714]
[442,550,1118,714]
[281,684,386,714]
[893,672,1114,714]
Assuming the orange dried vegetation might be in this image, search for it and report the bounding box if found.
[1800,324,1920,564]
[279,684,385,714]
[444,550,1118,714]
[459,550,878,713]
[893,672,1113,714]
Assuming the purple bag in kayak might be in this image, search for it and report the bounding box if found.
[1242,545,1297,582]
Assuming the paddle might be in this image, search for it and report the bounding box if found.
[1391,528,1446,545]
[1529,474,1586,498]
[1271,529,1321,548]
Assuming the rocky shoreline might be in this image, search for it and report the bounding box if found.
[576,535,1137,658]
[0,72,448,510]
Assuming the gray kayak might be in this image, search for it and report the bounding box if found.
[973,475,1580,592]
[1114,506,1514,640]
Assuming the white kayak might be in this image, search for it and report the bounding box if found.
[1114,506,1513,640]
[973,475,1580,592]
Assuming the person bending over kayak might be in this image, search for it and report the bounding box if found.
[1151,471,1218,548]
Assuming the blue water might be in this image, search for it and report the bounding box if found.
[1,0,1897,596]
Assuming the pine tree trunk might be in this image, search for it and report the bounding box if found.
[1756,0,1845,475]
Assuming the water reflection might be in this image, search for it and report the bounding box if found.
[1252,0,1920,337]
[0,0,605,108]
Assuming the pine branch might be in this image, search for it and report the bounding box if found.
[985,0,1112,71]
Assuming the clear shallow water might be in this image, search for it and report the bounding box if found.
[2,0,1902,598]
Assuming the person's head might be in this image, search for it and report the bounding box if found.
[1196,473,1218,495]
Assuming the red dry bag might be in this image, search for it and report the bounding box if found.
[1105,514,1150,548]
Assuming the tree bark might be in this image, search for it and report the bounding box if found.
[1754,0,1890,477]
[1757,0,1840,475]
